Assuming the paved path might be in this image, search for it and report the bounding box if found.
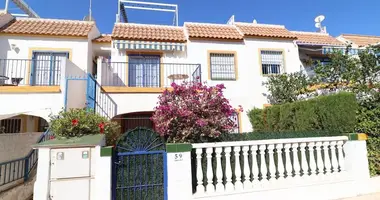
[340,193,380,200]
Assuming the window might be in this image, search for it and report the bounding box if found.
[230,112,240,133]
[31,52,69,86]
[37,118,49,132]
[260,50,284,75]
[0,118,21,133]
[209,53,236,80]
[128,55,160,87]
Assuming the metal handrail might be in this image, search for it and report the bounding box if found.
[0,129,52,186]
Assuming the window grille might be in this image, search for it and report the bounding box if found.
[210,53,236,80]
[0,118,22,133]
[230,112,240,133]
[261,50,284,75]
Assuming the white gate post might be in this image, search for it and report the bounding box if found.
[166,143,193,200]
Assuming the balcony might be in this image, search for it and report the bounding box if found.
[0,59,62,86]
[100,61,201,93]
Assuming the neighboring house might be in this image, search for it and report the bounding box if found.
[95,21,301,133]
[337,34,380,48]
[0,12,100,133]
[291,31,345,76]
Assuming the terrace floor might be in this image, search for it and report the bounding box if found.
[340,193,380,200]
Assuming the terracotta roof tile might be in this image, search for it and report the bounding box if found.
[185,23,243,40]
[93,34,112,43]
[112,23,186,42]
[292,31,344,46]
[340,34,380,47]
[0,18,94,37]
[235,23,297,39]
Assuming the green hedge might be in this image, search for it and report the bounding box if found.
[219,130,346,142]
[248,92,358,133]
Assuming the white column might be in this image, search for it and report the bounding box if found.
[276,144,285,180]
[315,142,324,176]
[323,142,332,174]
[33,148,51,200]
[233,146,243,191]
[96,57,103,85]
[242,146,251,189]
[251,145,260,186]
[292,143,301,178]
[167,147,193,200]
[284,144,292,178]
[337,141,345,172]
[224,147,234,191]
[259,145,268,182]
[308,142,317,177]
[94,146,112,200]
[195,148,204,194]
[330,141,339,173]
[300,143,308,176]
[215,147,224,192]
[206,147,214,193]
[267,144,276,181]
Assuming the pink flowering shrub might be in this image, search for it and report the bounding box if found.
[152,82,238,143]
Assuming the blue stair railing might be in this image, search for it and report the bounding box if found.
[0,130,53,187]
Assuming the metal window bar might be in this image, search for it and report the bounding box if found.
[209,53,236,80]
[261,50,284,75]
[0,59,61,86]
[229,112,240,133]
[101,62,202,87]
[0,118,21,133]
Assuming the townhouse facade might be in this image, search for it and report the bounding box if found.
[0,11,348,134]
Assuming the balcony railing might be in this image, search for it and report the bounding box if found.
[0,59,62,86]
[101,62,201,87]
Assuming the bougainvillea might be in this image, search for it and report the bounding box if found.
[151,82,237,143]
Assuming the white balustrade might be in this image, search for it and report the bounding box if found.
[191,136,348,197]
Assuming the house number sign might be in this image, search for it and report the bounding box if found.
[174,153,183,161]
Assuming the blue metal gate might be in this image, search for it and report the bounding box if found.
[86,74,96,111]
[114,127,167,200]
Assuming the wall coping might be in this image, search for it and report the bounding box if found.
[166,143,192,152]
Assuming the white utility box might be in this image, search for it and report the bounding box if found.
[33,134,106,200]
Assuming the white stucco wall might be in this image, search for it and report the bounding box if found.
[103,37,301,132]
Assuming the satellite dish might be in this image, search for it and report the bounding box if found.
[314,15,325,23]
[315,23,321,28]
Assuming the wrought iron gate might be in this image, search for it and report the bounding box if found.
[114,127,167,200]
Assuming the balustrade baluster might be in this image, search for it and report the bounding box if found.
[308,142,317,177]
[215,147,224,192]
[251,145,260,186]
[284,144,292,178]
[330,141,339,173]
[224,147,234,191]
[242,146,251,189]
[206,147,214,193]
[292,143,301,178]
[315,142,324,175]
[234,146,243,191]
[300,143,308,176]
[196,148,205,194]
[323,142,332,174]
[276,144,285,180]
[337,141,345,172]
[259,145,268,182]
[267,144,276,181]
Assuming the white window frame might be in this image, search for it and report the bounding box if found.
[260,49,285,75]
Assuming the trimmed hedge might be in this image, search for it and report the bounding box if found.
[219,130,346,142]
[248,92,358,133]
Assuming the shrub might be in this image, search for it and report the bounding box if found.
[152,82,238,143]
[50,108,120,146]
[247,92,358,133]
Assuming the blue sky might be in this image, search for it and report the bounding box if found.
[2,0,379,37]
